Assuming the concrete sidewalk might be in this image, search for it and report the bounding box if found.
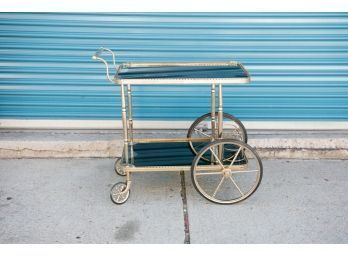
[0,158,347,243]
[1,129,348,159]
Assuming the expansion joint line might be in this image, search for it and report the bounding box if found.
[180,170,190,244]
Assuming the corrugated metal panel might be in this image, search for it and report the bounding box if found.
[0,12,347,121]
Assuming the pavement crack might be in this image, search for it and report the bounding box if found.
[180,170,190,244]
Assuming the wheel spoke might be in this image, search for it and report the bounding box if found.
[229,176,244,196]
[228,146,242,168]
[195,171,223,176]
[232,169,258,174]
[212,176,225,197]
[194,128,211,138]
[209,147,224,169]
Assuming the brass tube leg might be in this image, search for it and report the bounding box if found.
[211,84,216,140]
[218,83,223,139]
[211,84,216,163]
[120,83,129,164]
[218,83,223,160]
[127,84,133,144]
[127,84,134,164]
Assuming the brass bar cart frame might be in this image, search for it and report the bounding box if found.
[93,47,262,205]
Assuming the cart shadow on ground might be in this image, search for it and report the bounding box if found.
[0,158,347,243]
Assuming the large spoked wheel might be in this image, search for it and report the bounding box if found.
[110,182,130,204]
[191,139,262,205]
[187,112,247,161]
[114,158,126,176]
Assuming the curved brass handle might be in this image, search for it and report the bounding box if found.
[92,47,118,83]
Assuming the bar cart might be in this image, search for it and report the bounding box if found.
[93,48,263,205]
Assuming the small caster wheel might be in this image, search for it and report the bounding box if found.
[114,158,126,176]
[110,182,130,204]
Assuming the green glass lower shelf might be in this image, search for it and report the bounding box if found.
[121,141,246,167]
[126,142,195,167]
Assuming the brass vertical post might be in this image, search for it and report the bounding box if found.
[211,84,216,163]
[218,83,223,138]
[127,84,134,163]
[211,84,216,140]
[120,83,129,164]
[218,83,223,160]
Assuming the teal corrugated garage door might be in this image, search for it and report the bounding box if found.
[0,13,347,122]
